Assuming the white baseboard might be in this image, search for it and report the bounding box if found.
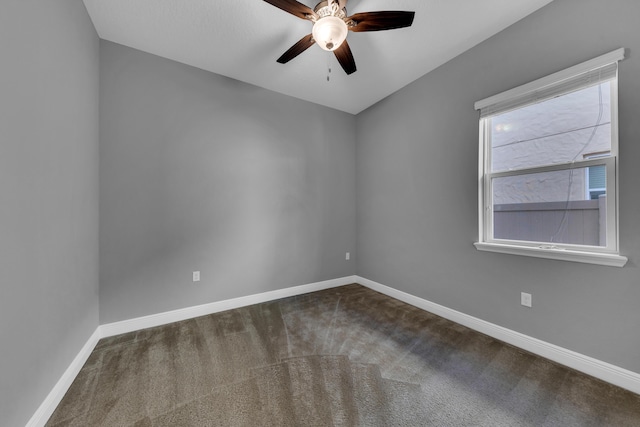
[99,276,357,338]
[356,275,640,396]
[26,328,102,427]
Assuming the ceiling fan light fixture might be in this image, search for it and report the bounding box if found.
[312,16,348,51]
[265,0,415,75]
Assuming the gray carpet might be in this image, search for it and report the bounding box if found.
[47,284,640,426]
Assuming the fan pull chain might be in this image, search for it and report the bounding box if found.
[327,53,332,82]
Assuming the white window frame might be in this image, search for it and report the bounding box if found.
[474,48,627,267]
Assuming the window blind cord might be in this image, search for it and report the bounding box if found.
[550,81,605,243]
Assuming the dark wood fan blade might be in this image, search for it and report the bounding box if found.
[347,11,415,32]
[263,0,317,21]
[277,34,316,64]
[333,40,357,75]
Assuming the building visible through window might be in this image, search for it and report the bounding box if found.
[488,82,611,247]
[584,152,609,200]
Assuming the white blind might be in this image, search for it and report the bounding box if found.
[475,48,625,119]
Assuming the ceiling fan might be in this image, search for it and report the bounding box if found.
[263,0,415,75]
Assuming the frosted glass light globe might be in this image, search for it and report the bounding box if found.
[312,16,348,51]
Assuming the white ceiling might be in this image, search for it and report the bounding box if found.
[83,0,553,114]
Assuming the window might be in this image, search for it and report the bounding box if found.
[474,49,627,267]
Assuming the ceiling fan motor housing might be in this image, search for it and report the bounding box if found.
[312,1,348,51]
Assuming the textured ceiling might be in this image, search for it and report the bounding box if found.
[83,0,554,114]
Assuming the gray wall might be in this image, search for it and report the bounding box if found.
[0,1,100,426]
[356,0,640,374]
[99,41,356,324]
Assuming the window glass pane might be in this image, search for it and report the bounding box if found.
[492,167,606,246]
[490,83,611,172]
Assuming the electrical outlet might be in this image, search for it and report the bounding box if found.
[521,292,532,307]
[193,271,200,282]
[345,252,350,260]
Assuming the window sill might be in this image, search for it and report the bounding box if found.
[474,242,628,267]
